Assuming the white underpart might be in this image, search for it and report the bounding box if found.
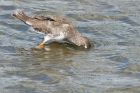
[43,33,65,43]
[43,35,52,43]
[54,32,65,40]
[26,21,32,26]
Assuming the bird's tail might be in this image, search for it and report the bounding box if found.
[12,9,30,23]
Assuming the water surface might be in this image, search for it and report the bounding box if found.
[0,0,140,93]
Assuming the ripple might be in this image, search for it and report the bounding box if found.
[0,5,16,10]
[118,17,140,26]
[0,0,140,93]
[109,56,129,63]
[0,21,28,31]
[97,1,114,10]
[106,86,140,93]
[0,46,16,53]
[0,14,12,19]
[117,41,136,46]
[124,63,140,74]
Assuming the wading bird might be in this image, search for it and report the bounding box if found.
[13,10,91,49]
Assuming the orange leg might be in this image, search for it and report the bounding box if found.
[37,35,51,49]
[37,42,46,49]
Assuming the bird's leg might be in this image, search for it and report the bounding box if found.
[37,35,52,49]
[38,41,46,49]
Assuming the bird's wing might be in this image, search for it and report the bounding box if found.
[33,16,55,21]
[33,15,69,24]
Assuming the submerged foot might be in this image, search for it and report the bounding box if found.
[36,44,51,51]
[37,43,46,49]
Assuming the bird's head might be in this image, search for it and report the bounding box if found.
[79,36,91,49]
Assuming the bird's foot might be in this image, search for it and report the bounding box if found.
[36,46,50,51]
[37,43,46,49]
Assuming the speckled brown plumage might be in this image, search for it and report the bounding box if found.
[13,10,91,49]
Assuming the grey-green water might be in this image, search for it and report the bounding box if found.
[0,0,140,93]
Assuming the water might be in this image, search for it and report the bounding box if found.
[0,0,140,93]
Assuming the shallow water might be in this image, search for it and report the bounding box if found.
[0,0,140,93]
